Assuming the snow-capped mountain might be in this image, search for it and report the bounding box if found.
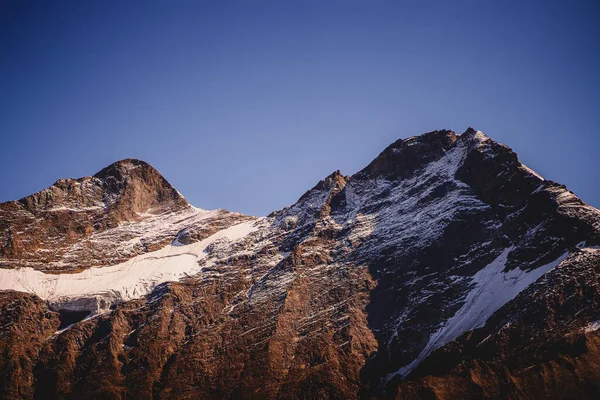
[1,128,599,399]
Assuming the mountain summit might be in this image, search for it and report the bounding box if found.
[19,158,187,216]
[0,158,241,273]
[92,158,189,215]
[1,129,599,399]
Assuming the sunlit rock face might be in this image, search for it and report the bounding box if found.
[0,158,240,272]
[1,129,600,399]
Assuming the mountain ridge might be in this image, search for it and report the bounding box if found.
[1,128,600,399]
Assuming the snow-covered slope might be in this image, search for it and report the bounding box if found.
[1,128,599,399]
[0,159,250,272]
[0,219,260,314]
[388,246,570,380]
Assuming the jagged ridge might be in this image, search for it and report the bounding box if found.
[0,128,599,399]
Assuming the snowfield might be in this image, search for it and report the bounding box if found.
[2,128,598,392]
[0,220,260,313]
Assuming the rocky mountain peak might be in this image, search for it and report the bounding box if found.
[306,169,349,196]
[1,159,193,272]
[14,158,187,216]
[93,158,161,185]
[271,169,350,226]
[1,129,600,399]
[93,158,188,216]
[94,157,148,174]
[460,126,480,138]
[358,129,458,179]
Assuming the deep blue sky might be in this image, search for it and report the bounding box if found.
[1,1,599,216]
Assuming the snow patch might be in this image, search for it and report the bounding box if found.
[388,247,570,380]
[0,220,260,314]
[473,130,489,144]
[581,246,600,253]
[583,320,600,333]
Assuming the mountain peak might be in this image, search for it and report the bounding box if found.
[461,126,478,136]
[93,158,156,179]
[1,129,600,398]
[358,129,457,179]
[1,158,190,272]
[16,158,187,216]
[91,158,188,216]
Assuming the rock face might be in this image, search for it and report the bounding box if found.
[0,129,600,399]
[0,159,248,273]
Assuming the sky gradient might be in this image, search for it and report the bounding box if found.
[1,0,599,216]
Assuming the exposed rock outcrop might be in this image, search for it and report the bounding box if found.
[1,129,599,399]
[0,159,248,272]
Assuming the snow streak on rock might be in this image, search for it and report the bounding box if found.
[389,247,570,379]
[1,129,600,399]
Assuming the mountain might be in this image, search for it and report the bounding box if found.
[0,159,248,272]
[1,128,599,399]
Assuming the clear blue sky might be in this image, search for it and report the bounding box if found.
[1,0,599,216]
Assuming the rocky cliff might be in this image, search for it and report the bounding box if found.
[0,129,599,399]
